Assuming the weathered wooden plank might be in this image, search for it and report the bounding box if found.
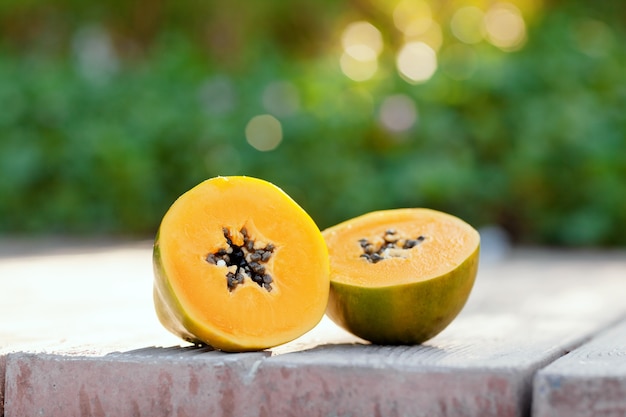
[248,315,620,417]
[533,318,626,417]
[4,347,269,417]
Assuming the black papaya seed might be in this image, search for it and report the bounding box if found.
[209,227,275,292]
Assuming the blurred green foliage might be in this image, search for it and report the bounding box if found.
[0,0,625,246]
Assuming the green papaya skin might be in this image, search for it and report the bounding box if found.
[152,234,202,345]
[326,245,479,344]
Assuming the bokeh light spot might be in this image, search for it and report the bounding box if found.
[403,20,444,53]
[340,52,378,81]
[393,0,433,37]
[262,81,300,117]
[450,6,485,45]
[341,21,383,59]
[245,115,283,152]
[340,20,383,81]
[484,3,527,51]
[379,94,418,133]
[396,42,438,84]
[72,25,119,83]
[199,75,236,115]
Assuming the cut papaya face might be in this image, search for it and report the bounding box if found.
[153,176,330,352]
[322,208,480,345]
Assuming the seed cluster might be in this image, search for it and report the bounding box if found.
[359,229,425,263]
[206,227,275,292]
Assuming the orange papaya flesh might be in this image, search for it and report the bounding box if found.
[322,208,479,345]
[153,176,330,352]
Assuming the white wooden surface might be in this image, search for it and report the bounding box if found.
[1,242,626,416]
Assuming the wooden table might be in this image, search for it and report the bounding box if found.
[1,241,625,417]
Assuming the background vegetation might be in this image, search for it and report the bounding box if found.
[0,0,624,246]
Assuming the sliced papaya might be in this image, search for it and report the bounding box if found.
[153,176,330,352]
[322,208,479,345]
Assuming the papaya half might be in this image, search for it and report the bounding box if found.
[153,176,330,352]
[322,208,479,345]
